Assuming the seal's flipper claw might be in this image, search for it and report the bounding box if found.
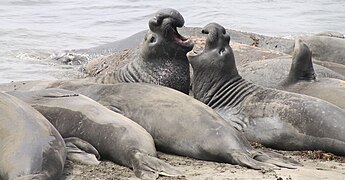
[252,151,301,169]
[132,151,183,179]
[228,152,279,170]
[64,137,100,165]
[259,150,302,166]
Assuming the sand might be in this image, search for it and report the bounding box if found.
[62,150,345,180]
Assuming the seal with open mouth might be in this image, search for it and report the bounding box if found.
[188,23,345,156]
[95,8,194,94]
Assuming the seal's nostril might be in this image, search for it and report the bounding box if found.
[201,30,209,34]
[150,36,156,43]
[219,48,225,55]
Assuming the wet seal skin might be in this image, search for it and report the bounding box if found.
[9,88,181,179]
[189,23,345,156]
[0,92,66,180]
[95,8,194,94]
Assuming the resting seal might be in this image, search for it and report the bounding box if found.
[9,89,181,179]
[278,39,345,110]
[301,35,345,65]
[0,81,299,169]
[94,8,194,94]
[0,92,66,180]
[239,54,345,89]
[188,23,345,156]
[52,82,299,169]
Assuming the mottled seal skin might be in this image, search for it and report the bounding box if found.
[0,92,66,180]
[94,8,194,94]
[9,89,181,179]
[278,39,345,110]
[188,23,345,156]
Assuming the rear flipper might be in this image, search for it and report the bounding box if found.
[64,137,100,165]
[226,150,301,170]
[250,150,301,169]
[131,151,183,179]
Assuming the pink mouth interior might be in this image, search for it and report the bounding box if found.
[175,33,189,44]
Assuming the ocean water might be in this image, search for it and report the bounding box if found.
[1,0,344,84]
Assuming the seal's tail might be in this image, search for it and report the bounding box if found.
[131,151,183,179]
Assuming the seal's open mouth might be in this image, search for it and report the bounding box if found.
[172,26,191,46]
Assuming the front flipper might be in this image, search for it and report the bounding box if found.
[131,151,183,179]
[64,137,100,165]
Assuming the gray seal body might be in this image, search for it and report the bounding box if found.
[189,23,345,156]
[94,8,194,94]
[8,89,181,179]
[0,92,66,180]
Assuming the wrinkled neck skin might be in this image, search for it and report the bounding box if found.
[192,51,259,111]
[115,36,190,94]
[192,59,239,103]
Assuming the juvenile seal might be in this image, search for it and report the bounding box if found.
[9,89,181,179]
[0,92,66,180]
[188,23,345,156]
[94,8,194,94]
[279,39,345,110]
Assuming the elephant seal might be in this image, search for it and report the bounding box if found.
[188,23,345,156]
[94,8,194,94]
[0,81,299,169]
[278,39,345,110]
[0,92,66,180]
[8,89,181,179]
[238,57,345,88]
[301,35,345,65]
[49,82,299,169]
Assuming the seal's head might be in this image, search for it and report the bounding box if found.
[141,8,194,60]
[188,23,239,79]
[281,38,316,86]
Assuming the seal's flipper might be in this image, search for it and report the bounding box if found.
[282,39,316,86]
[15,174,47,180]
[251,151,299,169]
[65,137,100,165]
[131,151,183,179]
[226,151,279,170]
[258,150,302,167]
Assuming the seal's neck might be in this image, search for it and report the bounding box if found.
[119,55,190,94]
[192,47,261,109]
[192,52,242,105]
